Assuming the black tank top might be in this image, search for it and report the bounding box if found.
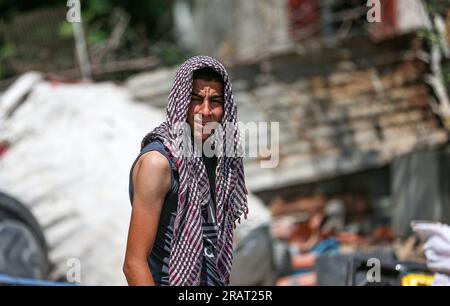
[128,140,223,285]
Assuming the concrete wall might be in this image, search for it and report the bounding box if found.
[173,0,293,63]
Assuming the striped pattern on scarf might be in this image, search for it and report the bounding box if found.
[140,55,248,285]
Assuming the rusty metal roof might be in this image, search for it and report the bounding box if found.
[234,35,449,192]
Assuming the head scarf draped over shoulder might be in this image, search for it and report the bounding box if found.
[141,55,248,285]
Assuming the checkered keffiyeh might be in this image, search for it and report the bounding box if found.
[140,55,248,286]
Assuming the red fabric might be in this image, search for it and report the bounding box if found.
[368,0,398,41]
[288,0,399,42]
[0,142,9,157]
[288,0,321,41]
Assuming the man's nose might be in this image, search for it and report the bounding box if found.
[198,98,212,115]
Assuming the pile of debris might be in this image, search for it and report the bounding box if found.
[0,72,165,285]
[270,193,450,286]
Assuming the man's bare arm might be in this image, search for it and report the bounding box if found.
[123,151,171,285]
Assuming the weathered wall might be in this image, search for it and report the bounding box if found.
[173,0,293,63]
[126,33,449,193]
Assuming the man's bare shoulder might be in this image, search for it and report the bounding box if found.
[137,151,170,173]
[132,151,171,197]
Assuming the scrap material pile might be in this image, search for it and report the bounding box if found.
[0,72,165,285]
[270,194,450,286]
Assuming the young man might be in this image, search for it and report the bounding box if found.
[123,56,248,286]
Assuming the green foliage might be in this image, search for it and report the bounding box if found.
[420,0,450,88]
[83,0,112,23]
[0,42,14,60]
[0,42,15,78]
[155,45,194,66]
[425,0,450,16]
[58,21,73,38]
[78,0,173,44]
[443,61,450,84]
[74,0,178,68]
[1,0,178,79]
[417,28,441,47]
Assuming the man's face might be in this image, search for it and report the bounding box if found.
[187,79,224,142]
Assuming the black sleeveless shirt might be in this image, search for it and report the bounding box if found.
[128,140,223,285]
